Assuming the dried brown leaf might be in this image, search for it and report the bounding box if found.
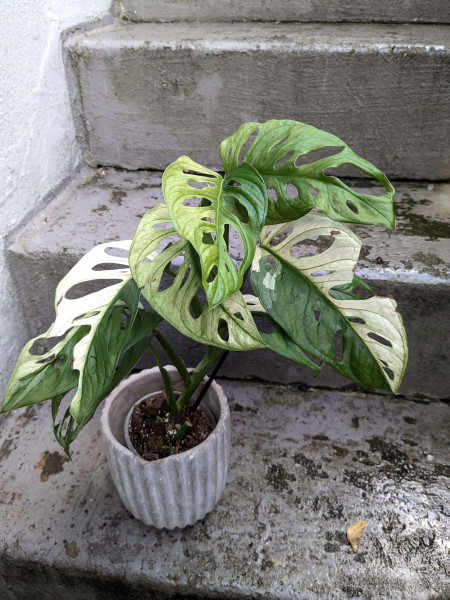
[347,520,368,552]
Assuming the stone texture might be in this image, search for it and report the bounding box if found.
[121,0,450,24]
[64,22,450,179]
[7,168,449,398]
[0,380,449,599]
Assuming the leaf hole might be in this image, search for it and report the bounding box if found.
[286,183,298,199]
[348,183,387,197]
[346,200,359,214]
[234,312,244,321]
[309,188,318,197]
[295,146,343,167]
[53,356,65,371]
[334,329,343,362]
[275,150,294,170]
[225,179,241,187]
[183,169,216,178]
[207,266,218,283]
[238,129,259,164]
[65,279,123,300]
[104,246,129,259]
[271,134,290,149]
[311,270,334,277]
[158,266,176,292]
[218,319,230,342]
[92,263,127,271]
[29,333,74,356]
[383,367,395,381]
[73,310,101,322]
[189,289,206,319]
[227,147,232,162]
[188,180,209,189]
[153,221,173,231]
[314,310,321,322]
[289,235,334,258]
[325,163,369,179]
[202,231,216,245]
[178,265,191,290]
[347,316,366,324]
[181,196,203,207]
[265,255,277,265]
[380,359,389,367]
[224,196,249,224]
[267,187,278,202]
[367,332,392,347]
[351,285,373,299]
[37,354,56,365]
[269,225,293,247]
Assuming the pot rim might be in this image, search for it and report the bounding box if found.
[100,367,229,466]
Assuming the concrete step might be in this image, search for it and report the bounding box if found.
[120,0,450,24]
[0,380,448,599]
[64,22,450,180]
[7,168,449,398]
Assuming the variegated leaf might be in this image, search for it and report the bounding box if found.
[163,156,267,307]
[129,204,266,351]
[220,119,395,227]
[251,214,408,392]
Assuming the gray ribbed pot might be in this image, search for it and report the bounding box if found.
[100,366,230,529]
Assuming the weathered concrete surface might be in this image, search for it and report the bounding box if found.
[121,0,450,24]
[64,22,450,179]
[7,168,450,398]
[0,380,449,599]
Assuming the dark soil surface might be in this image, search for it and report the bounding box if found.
[128,394,214,461]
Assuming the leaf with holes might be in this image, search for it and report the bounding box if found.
[244,295,321,374]
[129,203,266,351]
[251,215,408,392]
[1,241,161,427]
[219,119,395,228]
[162,156,268,307]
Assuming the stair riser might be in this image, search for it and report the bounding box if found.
[121,0,450,24]
[65,24,450,179]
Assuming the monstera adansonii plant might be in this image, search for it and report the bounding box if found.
[2,120,408,455]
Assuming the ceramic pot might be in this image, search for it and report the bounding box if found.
[100,366,230,529]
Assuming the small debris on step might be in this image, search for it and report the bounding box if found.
[347,520,368,552]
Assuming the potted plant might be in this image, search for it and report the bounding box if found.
[1,119,408,528]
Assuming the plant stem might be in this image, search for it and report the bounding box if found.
[191,350,229,413]
[176,345,225,412]
[154,329,191,387]
[148,342,178,419]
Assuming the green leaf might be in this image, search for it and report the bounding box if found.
[244,295,321,374]
[129,203,266,351]
[219,119,395,228]
[162,156,268,307]
[2,327,87,414]
[2,241,161,429]
[329,274,374,301]
[251,215,408,393]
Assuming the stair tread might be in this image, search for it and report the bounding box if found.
[0,380,448,598]
[69,21,450,49]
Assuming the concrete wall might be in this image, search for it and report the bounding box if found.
[0,1,112,397]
